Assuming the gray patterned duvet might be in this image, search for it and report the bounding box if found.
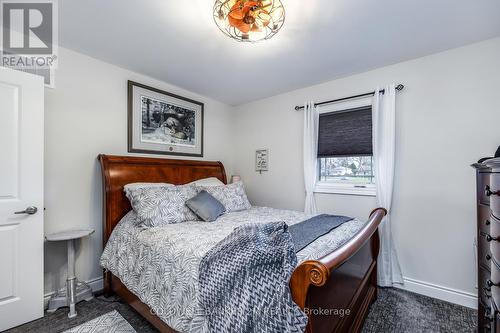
[100,207,365,333]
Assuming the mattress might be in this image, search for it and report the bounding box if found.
[100,206,365,333]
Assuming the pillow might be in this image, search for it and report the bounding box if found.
[198,181,251,212]
[186,190,226,222]
[125,184,199,226]
[188,177,225,187]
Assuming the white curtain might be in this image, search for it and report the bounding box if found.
[372,84,404,287]
[303,101,319,214]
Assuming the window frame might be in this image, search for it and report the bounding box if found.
[313,96,376,197]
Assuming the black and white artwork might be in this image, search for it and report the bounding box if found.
[128,81,204,157]
[256,149,269,172]
[141,97,196,147]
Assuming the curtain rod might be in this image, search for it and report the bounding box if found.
[294,84,404,111]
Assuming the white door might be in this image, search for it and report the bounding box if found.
[0,68,44,330]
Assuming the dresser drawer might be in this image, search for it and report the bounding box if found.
[490,258,500,311]
[491,174,500,215]
[480,231,494,270]
[480,172,492,206]
[480,265,493,306]
[479,204,492,234]
[479,301,494,333]
[484,299,496,333]
[490,214,500,263]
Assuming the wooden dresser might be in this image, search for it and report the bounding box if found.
[473,158,500,332]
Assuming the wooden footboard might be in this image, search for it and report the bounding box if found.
[290,208,386,333]
[99,155,386,333]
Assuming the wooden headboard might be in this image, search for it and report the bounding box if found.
[98,154,227,245]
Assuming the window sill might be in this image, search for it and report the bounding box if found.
[314,183,376,197]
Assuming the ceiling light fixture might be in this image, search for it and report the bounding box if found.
[213,0,285,42]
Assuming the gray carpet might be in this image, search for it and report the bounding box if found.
[5,288,476,333]
[5,295,158,333]
[361,288,476,333]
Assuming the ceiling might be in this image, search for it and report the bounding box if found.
[59,0,500,105]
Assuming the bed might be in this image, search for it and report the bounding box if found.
[99,154,386,333]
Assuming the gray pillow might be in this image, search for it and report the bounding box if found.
[186,190,226,222]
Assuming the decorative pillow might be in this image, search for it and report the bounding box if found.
[186,190,226,222]
[188,177,225,187]
[125,184,199,226]
[198,181,251,212]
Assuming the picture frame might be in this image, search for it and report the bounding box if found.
[17,66,55,88]
[128,80,204,157]
[255,149,269,173]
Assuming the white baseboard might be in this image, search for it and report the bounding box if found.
[43,277,104,309]
[396,277,477,309]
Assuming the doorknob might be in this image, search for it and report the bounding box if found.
[14,206,38,215]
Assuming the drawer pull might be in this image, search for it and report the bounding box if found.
[487,280,500,288]
[486,234,499,242]
[485,185,500,197]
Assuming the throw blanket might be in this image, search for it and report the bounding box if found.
[198,222,308,333]
[289,214,353,252]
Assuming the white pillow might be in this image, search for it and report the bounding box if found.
[124,182,173,191]
[188,177,225,187]
[197,181,251,212]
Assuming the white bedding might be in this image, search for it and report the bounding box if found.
[100,206,365,332]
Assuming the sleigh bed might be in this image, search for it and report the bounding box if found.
[99,154,386,333]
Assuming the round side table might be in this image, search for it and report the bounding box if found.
[45,229,95,318]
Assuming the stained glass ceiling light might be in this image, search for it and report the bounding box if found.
[213,0,285,42]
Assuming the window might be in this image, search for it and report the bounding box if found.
[315,105,376,196]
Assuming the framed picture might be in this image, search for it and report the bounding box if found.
[128,81,204,157]
[255,149,269,172]
[17,66,55,88]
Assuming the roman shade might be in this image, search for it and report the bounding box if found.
[317,106,372,157]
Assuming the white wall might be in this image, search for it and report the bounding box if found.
[44,48,235,295]
[232,37,500,307]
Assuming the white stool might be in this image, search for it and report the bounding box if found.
[45,229,95,318]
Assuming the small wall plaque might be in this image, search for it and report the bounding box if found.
[255,149,269,173]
